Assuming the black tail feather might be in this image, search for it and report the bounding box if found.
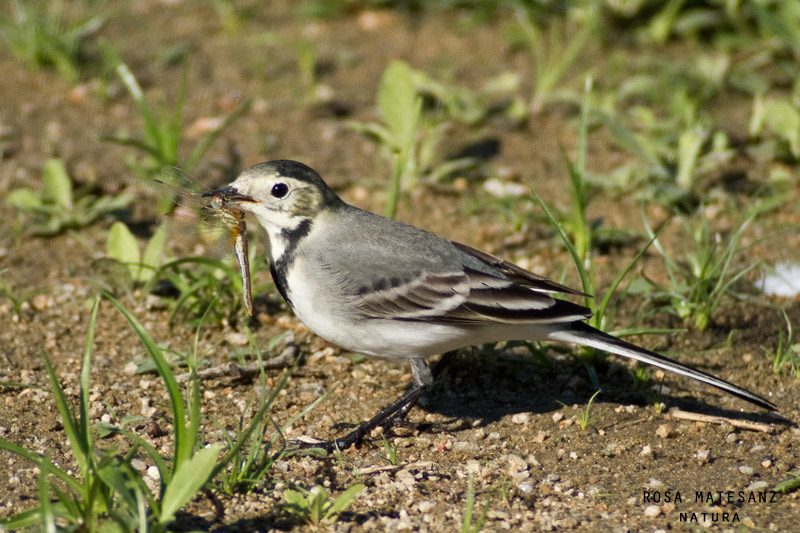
[549,322,776,411]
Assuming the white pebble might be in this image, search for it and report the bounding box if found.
[643,505,661,518]
[511,412,530,425]
[517,482,534,494]
[417,501,436,513]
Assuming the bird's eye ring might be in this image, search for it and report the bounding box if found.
[271,183,289,198]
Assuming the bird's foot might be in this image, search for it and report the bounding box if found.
[290,425,370,452]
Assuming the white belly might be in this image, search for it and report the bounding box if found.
[283,262,548,360]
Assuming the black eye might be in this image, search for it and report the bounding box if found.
[271,183,289,198]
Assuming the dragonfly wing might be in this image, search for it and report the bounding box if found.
[157,167,209,196]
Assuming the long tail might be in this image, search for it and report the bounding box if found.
[547,322,776,411]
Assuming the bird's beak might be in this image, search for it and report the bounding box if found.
[203,186,258,208]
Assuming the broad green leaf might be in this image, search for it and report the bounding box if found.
[324,484,365,520]
[42,158,73,210]
[159,444,222,524]
[7,188,44,209]
[482,71,520,94]
[676,127,706,189]
[141,225,167,281]
[89,192,136,217]
[283,490,307,506]
[378,60,419,151]
[96,460,144,522]
[107,221,141,280]
[763,99,800,158]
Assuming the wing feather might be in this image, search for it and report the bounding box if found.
[353,270,591,325]
[451,241,589,296]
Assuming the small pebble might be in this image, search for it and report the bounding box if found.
[738,466,754,476]
[504,454,528,475]
[695,448,711,464]
[146,466,160,480]
[517,482,534,494]
[512,412,531,425]
[655,424,672,439]
[417,501,435,513]
[226,332,248,346]
[746,480,768,491]
[395,469,416,488]
[643,505,661,518]
[32,294,50,311]
[453,441,474,452]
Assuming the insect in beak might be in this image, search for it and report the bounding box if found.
[202,187,258,208]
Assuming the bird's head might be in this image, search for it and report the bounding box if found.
[208,160,343,237]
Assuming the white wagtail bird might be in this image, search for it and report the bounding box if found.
[209,160,775,449]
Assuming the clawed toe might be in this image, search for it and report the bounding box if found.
[329,421,360,432]
[289,431,364,452]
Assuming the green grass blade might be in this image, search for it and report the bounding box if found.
[774,472,800,493]
[105,293,188,475]
[211,368,296,480]
[529,189,592,300]
[184,99,251,174]
[461,472,475,533]
[116,64,159,147]
[0,506,48,530]
[42,350,88,475]
[610,327,686,338]
[102,426,171,499]
[595,220,667,329]
[274,380,340,444]
[79,297,101,450]
[38,463,57,533]
[0,439,84,493]
[100,135,166,160]
[168,64,189,168]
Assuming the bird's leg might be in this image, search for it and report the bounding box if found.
[389,350,456,424]
[295,379,430,452]
[294,352,457,452]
